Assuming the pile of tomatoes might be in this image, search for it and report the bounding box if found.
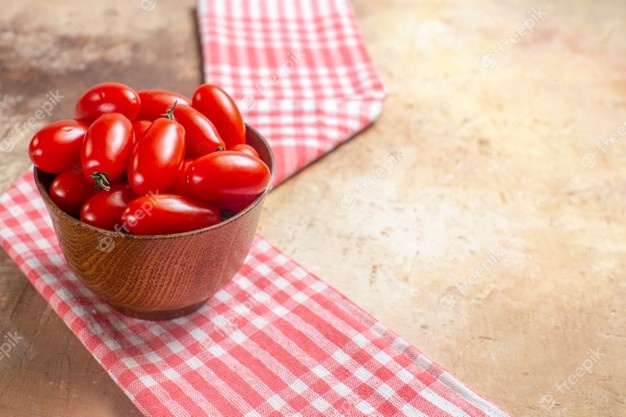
[29,82,271,235]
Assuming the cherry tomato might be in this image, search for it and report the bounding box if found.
[81,113,134,190]
[172,106,225,159]
[121,194,221,235]
[80,183,138,231]
[136,90,192,121]
[29,119,89,174]
[49,169,98,218]
[127,117,185,195]
[168,159,193,196]
[132,120,152,142]
[231,143,259,159]
[187,151,271,211]
[75,82,140,122]
[192,84,245,149]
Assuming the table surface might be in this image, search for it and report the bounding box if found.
[1,0,625,416]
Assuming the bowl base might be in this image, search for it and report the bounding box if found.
[109,300,207,320]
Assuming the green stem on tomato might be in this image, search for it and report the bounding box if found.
[162,101,178,120]
[91,172,111,191]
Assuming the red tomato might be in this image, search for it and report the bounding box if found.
[231,143,259,159]
[80,183,138,231]
[137,90,192,121]
[127,118,185,195]
[192,84,245,149]
[49,169,98,218]
[29,120,89,174]
[75,82,140,122]
[121,194,221,235]
[132,120,152,142]
[81,113,134,190]
[168,159,193,196]
[187,151,271,211]
[172,106,225,159]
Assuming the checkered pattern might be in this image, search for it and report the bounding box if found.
[0,1,510,416]
[0,172,508,416]
[198,0,387,185]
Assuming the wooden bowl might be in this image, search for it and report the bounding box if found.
[34,125,274,320]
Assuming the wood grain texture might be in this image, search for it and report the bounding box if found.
[1,0,625,416]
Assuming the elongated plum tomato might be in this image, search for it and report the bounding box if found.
[136,90,192,121]
[168,159,193,196]
[172,106,225,159]
[80,183,138,231]
[81,113,134,190]
[121,194,221,235]
[132,120,152,142]
[187,151,271,212]
[231,143,259,159]
[127,117,186,196]
[50,169,98,218]
[29,119,89,174]
[192,84,246,149]
[75,82,140,122]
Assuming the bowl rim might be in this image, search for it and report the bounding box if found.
[34,124,275,240]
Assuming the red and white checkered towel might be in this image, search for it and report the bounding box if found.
[198,0,387,185]
[0,1,510,416]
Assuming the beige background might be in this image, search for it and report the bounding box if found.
[1,0,625,416]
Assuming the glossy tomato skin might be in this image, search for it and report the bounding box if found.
[168,159,193,196]
[192,84,246,149]
[132,120,152,142]
[29,119,89,174]
[49,169,98,218]
[231,143,259,159]
[127,118,185,195]
[137,90,192,121]
[80,183,138,231]
[187,151,271,212]
[121,194,221,235]
[172,106,225,159]
[81,113,134,186]
[75,82,140,122]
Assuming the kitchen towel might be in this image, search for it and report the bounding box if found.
[0,172,508,416]
[198,0,387,185]
[0,0,510,416]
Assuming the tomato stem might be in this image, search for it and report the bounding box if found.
[163,101,178,120]
[91,172,111,191]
